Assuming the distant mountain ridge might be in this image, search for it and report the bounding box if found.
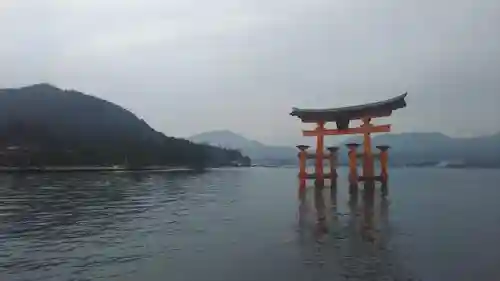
[189,130,297,165]
[190,130,500,167]
[342,132,500,167]
[189,130,264,149]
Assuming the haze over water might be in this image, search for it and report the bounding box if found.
[1,167,500,281]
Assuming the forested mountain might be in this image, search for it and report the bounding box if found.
[0,84,250,168]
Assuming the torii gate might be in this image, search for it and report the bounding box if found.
[290,93,408,191]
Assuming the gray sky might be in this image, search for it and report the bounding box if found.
[1,0,499,146]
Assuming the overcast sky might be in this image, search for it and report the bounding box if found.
[1,0,499,145]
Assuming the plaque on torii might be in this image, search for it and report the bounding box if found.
[290,93,408,188]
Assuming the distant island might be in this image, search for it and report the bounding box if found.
[0,84,251,171]
[189,130,500,168]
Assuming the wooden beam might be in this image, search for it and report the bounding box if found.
[306,152,334,159]
[297,114,391,123]
[302,124,391,137]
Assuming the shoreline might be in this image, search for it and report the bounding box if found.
[0,166,196,173]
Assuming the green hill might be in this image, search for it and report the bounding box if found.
[0,84,250,168]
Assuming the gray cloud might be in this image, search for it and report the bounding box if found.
[1,0,499,145]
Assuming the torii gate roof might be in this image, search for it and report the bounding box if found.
[290,93,408,123]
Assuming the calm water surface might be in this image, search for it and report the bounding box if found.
[1,167,499,281]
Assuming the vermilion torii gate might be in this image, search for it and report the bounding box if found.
[290,93,408,191]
